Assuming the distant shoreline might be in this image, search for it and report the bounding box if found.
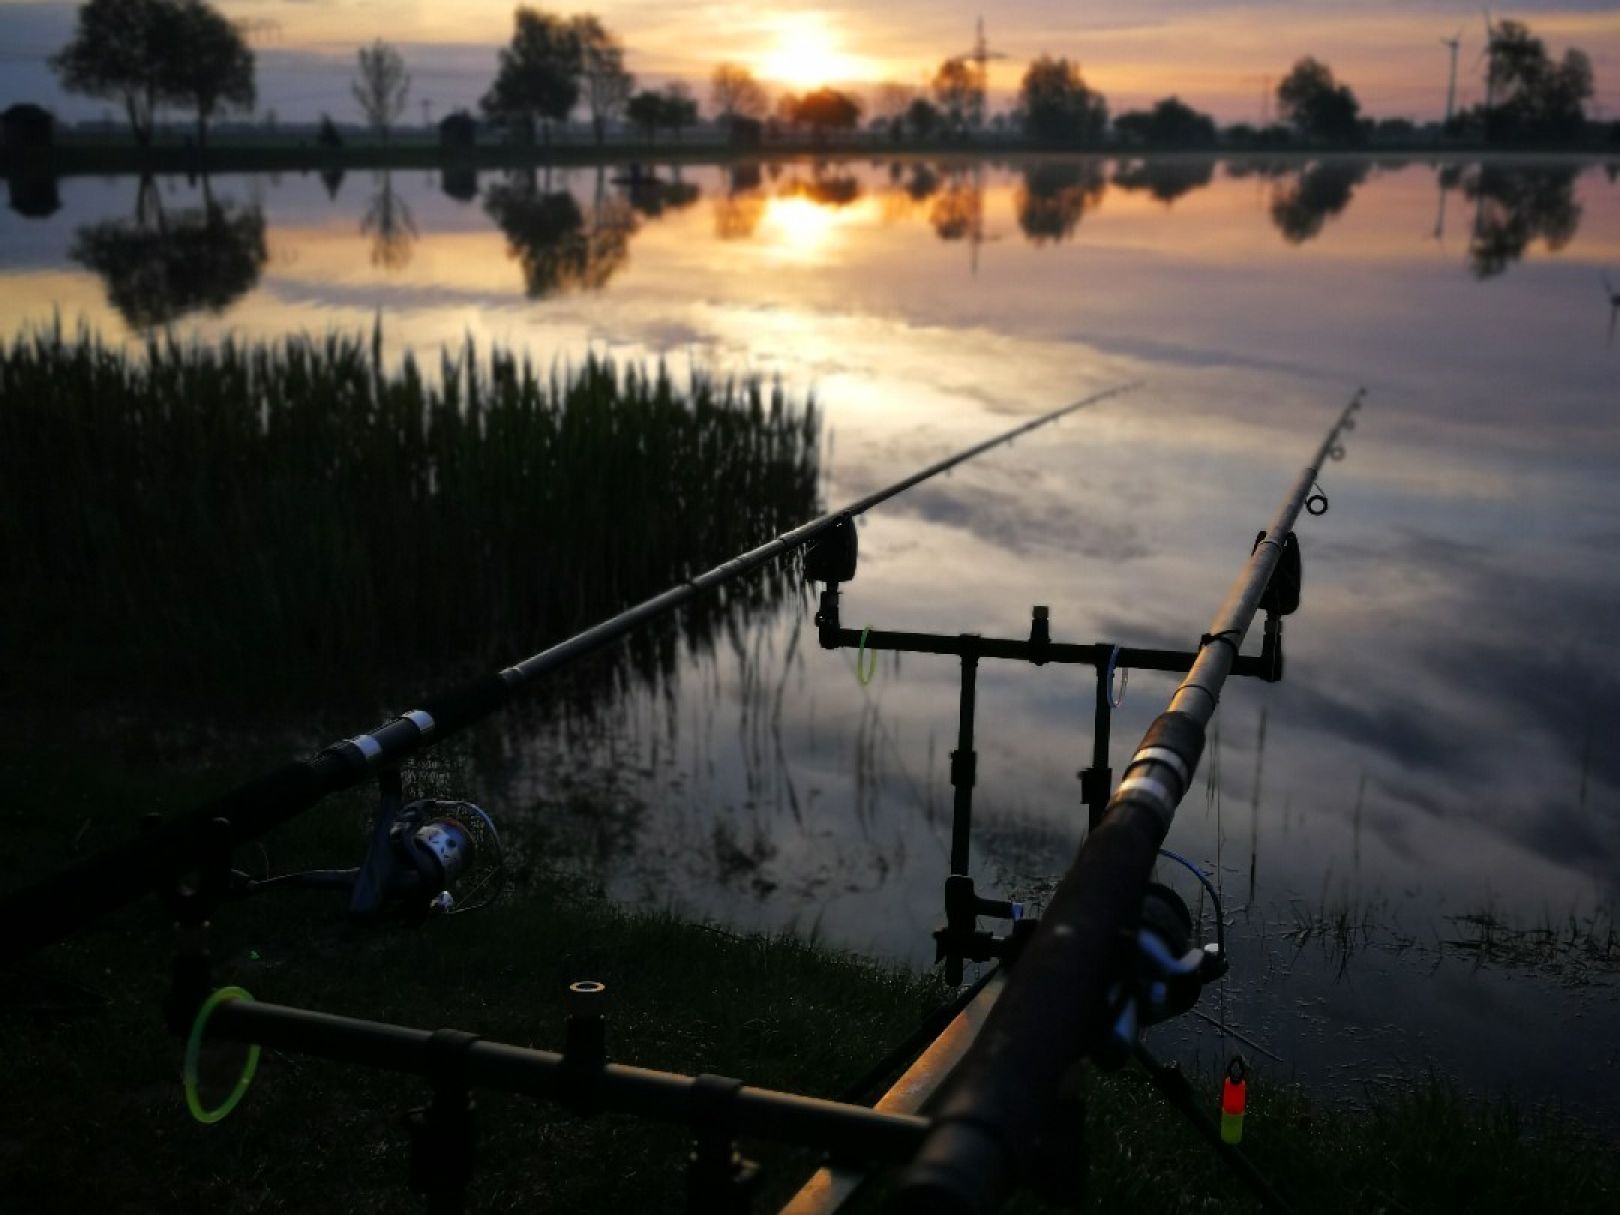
[6,138,1617,180]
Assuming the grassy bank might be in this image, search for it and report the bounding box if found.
[0,326,819,724]
[1,746,1616,1215]
[10,134,1619,180]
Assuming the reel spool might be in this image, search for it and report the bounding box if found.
[395,799,508,916]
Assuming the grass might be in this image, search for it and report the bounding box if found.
[1286,888,1620,985]
[0,324,819,725]
[3,742,1619,1214]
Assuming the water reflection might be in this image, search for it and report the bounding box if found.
[360,171,418,271]
[713,164,764,240]
[6,172,60,219]
[1014,161,1106,244]
[1268,161,1370,244]
[441,164,479,204]
[69,176,266,329]
[319,166,345,202]
[1464,164,1582,279]
[1113,157,1215,205]
[485,168,635,297]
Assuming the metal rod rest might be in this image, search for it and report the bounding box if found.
[210,999,933,1164]
[888,389,1364,1215]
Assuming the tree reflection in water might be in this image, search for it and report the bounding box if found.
[929,166,982,240]
[1014,161,1105,245]
[1268,160,1370,244]
[361,171,418,271]
[780,172,861,208]
[1112,157,1214,205]
[714,163,765,240]
[70,176,267,329]
[485,169,636,297]
[1464,164,1582,279]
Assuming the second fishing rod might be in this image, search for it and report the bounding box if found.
[889,388,1364,1215]
[6,381,1137,960]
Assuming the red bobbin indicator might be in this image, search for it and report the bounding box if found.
[1220,1055,1247,1144]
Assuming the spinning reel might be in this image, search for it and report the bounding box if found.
[231,784,506,922]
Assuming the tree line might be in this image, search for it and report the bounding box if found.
[47,1,1602,152]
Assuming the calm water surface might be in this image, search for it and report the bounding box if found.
[4,155,1618,1118]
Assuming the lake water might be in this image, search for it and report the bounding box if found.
[3,155,1618,1121]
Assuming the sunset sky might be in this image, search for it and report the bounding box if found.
[2,0,1618,125]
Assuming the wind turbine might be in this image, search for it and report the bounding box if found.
[950,17,1009,129]
[1440,29,1462,126]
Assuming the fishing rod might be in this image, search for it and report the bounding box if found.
[888,389,1364,1215]
[4,380,1137,960]
[163,390,1359,1215]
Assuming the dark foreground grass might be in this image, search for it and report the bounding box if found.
[2,771,1617,1214]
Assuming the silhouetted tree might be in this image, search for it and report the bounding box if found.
[1019,57,1107,146]
[626,90,663,142]
[576,16,632,145]
[317,113,343,149]
[1113,96,1216,148]
[51,0,173,148]
[71,176,267,327]
[1268,160,1369,243]
[1015,161,1105,244]
[711,63,768,123]
[931,58,977,132]
[1463,164,1581,278]
[353,40,410,142]
[1481,20,1593,144]
[873,82,915,124]
[906,97,941,141]
[661,83,698,142]
[163,0,254,151]
[794,89,862,138]
[1277,58,1361,145]
[482,7,581,145]
[1113,158,1215,204]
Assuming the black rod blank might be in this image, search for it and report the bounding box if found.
[4,382,1136,960]
[888,390,1363,1215]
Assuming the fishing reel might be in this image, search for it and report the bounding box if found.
[1095,879,1227,1069]
[231,795,507,922]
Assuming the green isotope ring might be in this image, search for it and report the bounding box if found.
[183,986,261,1124]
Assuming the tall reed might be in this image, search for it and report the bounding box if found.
[0,323,820,721]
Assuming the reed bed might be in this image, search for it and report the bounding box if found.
[0,324,820,719]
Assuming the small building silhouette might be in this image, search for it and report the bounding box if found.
[1,103,56,163]
[439,111,478,150]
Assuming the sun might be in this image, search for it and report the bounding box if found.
[757,14,864,91]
